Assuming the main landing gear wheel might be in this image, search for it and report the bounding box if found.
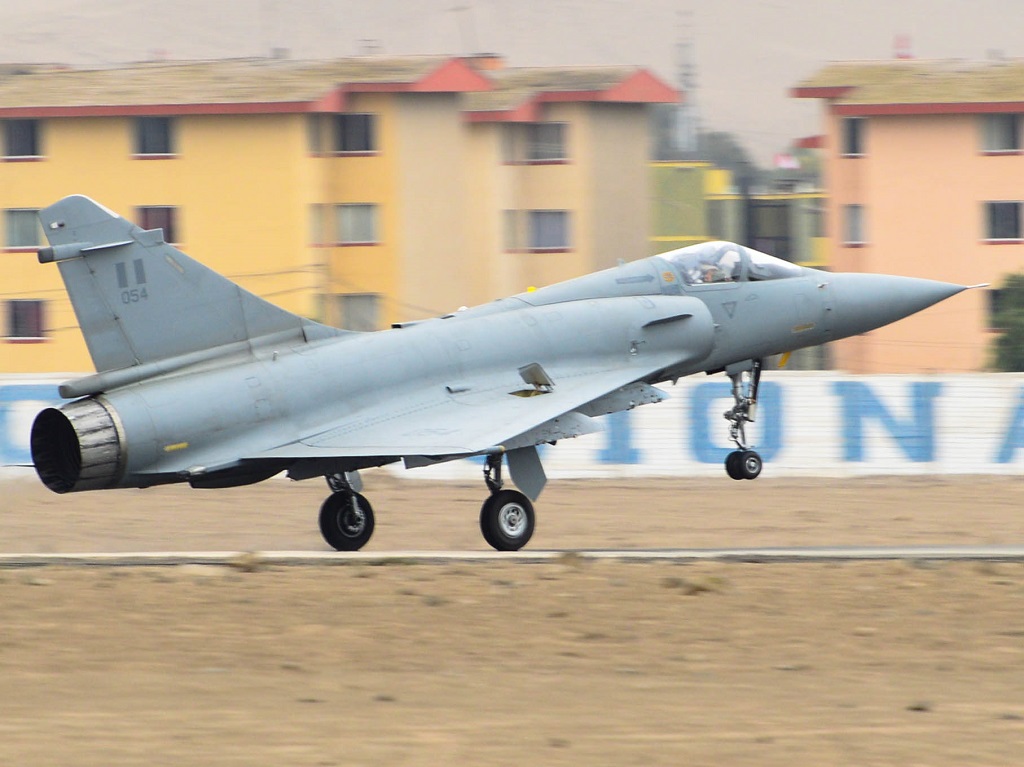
[319,491,375,551]
[480,489,535,551]
[725,449,762,480]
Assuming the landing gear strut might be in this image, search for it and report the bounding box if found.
[479,453,535,551]
[319,472,375,550]
[313,458,539,552]
[723,360,764,481]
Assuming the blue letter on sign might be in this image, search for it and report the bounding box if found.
[833,381,940,462]
[689,381,782,463]
[0,384,61,466]
[995,387,1024,464]
[598,411,641,464]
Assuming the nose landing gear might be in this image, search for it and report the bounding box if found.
[725,448,762,480]
[723,359,763,480]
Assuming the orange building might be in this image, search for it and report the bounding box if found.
[793,60,1024,373]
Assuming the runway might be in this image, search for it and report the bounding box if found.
[2,544,1024,568]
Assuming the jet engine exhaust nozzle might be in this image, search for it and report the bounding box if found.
[31,398,125,493]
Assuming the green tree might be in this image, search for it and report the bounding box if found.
[991,272,1024,371]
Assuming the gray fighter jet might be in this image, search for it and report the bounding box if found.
[29,195,969,551]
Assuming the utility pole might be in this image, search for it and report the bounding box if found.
[674,10,699,156]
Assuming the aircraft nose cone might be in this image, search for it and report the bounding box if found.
[827,273,967,338]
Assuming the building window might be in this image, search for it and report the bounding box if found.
[750,200,791,261]
[331,293,379,331]
[335,204,378,244]
[3,209,42,248]
[504,209,572,250]
[136,206,179,243]
[308,114,377,154]
[842,204,866,244]
[503,123,569,163]
[3,119,41,158]
[981,114,1021,153]
[526,123,567,161]
[840,117,865,156]
[134,117,174,156]
[5,300,45,340]
[985,201,1022,241]
[333,114,376,153]
[528,210,570,251]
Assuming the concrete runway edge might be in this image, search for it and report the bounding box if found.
[2,545,1024,568]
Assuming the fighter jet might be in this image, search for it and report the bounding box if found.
[29,195,969,551]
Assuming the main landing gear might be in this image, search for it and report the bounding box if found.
[723,359,764,481]
[316,458,537,552]
[479,453,535,551]
[319,472,375,551]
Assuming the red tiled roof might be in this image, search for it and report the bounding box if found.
[793,59,1024,116]
[463,66,679,122]
[0,56,493,117]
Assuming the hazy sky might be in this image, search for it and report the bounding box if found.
[4,0,1024,163]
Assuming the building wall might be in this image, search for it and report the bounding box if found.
[583,103,652,271]
[315,94,401,328]
[648,163,826,270]
[825,110,1024,373]
[169,113,312,317]
[394,93,473,321]
[2,117,132,372]
[650,162,709,254]
[1,112,313,373]
[503,104,590,293]
[2,94,664,373]
[464,121,505,302]
[464,103,655,300]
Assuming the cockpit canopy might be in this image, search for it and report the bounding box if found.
[661,241,804,285]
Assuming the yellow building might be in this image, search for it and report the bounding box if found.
[794,59,1024,373]
[649,160,827,268]
[0,56,676,373]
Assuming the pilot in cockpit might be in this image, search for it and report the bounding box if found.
[697,247,741,283]
[669,241,803,286]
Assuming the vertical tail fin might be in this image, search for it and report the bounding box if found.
[38,195,345,374]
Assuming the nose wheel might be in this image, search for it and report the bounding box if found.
[723,359,764,480]
[725,448,762,480]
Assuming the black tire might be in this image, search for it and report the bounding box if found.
[479,495,499,550]
[725,450,744,480]
[480,489,535,551]
[739,450,763,480]
[319,491,375,551]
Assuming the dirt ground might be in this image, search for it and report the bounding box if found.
[1,474,1023,765]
